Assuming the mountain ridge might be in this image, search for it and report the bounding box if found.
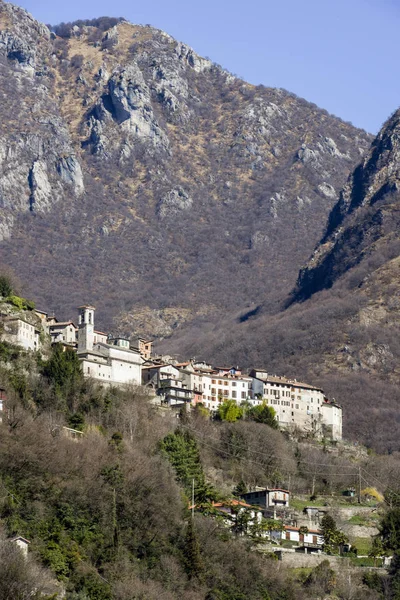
[0,1,371,340]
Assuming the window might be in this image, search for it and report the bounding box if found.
[232,381,236,387]
[232,391,237,398]
[241,392,246,399]
[212,380,216,384]
[295,404,299,409]
[224,381,228,386]
[218,380,222,385]
[223,390,228,397]
[211,388,216,395]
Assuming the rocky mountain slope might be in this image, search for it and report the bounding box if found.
[161,109,400,451]
[0,1,371,335]
[292,108,400,302]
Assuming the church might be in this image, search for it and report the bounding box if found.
[77,305,143,386]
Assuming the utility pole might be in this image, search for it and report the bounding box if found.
[358,466,362,504]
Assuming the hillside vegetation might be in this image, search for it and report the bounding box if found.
[0,337,400,598]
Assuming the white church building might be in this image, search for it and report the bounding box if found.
[77,306,143,386]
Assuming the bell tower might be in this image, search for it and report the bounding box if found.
[77,305,95,352]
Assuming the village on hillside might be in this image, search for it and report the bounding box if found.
[0,302,342,441]
[0,297,392,570]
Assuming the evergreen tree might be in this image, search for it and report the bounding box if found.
[42,344,83,410]
[160,429,216,503]
[183,518,203,579]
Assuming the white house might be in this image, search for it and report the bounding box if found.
[77,306,143,386]
[180,362,253,411]
[282,525,324,548]
[1,316,40,351]
[250,370,342,440]
[49,321,77,345]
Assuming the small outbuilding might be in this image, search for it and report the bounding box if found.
[11,536,30,557]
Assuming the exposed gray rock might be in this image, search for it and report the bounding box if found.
[269,191,286,219]
[57,156,84,195]
[297,145,319,164]
[102,26,119,49]
[29,160,52,211]
[318,182,337,199]
[0,214,14,241]
[174,42,211,73]
[88,64,170,153]
[157,187,193,219]
[0,30,35,69]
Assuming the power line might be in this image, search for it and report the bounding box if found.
[178,422,358,471]
[176,423,358,478]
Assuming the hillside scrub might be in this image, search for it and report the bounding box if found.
[0,344,395,597]
[0,350,312,599]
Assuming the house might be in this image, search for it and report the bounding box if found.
[282,525,324,549]
[249,369,342,440]
[142,363,193,408]
[180,362,253,412]
[33,308,49,325]
[1,316,40,351]
[138,338,153,360]
[49,321,77,346]
[77,306,143,386]
[11,536,30,557]
[241,487,290,509]
[93,330,108,344]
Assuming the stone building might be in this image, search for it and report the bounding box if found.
[250,369,342,440]
[1,316,40,351]
[77,306,143,386]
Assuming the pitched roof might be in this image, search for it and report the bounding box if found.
[49,321,77,328]
[284,525,322,534]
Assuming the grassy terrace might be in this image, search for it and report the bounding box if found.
[290,496,379,511]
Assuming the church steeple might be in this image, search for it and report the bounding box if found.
[77,305,95,352]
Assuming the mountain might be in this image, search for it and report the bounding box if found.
[292,108,400,302]
[0,1,371,337]
[159,110,400,452]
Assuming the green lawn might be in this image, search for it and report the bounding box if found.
[290,498,325,511]
[348,513,379,526]
[352,537,373,555]
[290,496,378,511]
[349,556,383,567]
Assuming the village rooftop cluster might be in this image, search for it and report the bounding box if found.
[1,304,342,440]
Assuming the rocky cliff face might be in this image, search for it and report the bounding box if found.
[0,2,84,241]
[0,1,371,335]
[293,109,400,302]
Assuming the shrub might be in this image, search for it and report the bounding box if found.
[0,274,13,298]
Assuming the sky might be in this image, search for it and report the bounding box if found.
[10,0,400,133]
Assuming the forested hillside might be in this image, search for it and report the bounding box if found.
[0,335,399,599]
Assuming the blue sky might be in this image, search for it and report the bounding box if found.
[11,0,400,133]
